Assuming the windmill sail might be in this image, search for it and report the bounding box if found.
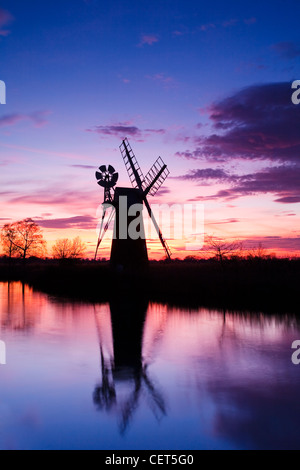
[143,157,170,196]
[120,138,145,189]
[119,138,171,259]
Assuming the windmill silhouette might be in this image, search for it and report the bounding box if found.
[95,138,171,267]
[93,297,167,434]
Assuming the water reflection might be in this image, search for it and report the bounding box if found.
[93,297,167,434]
[0,281,39,331]
[0,282,300,449]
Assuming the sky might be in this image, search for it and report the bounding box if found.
[0,0,300,259]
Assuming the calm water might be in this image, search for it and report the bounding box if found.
[0,282,300,450]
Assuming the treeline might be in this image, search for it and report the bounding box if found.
[1,218,298,262]
[0,218,86,260]
[0,256,299,313]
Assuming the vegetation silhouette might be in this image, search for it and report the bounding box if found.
[0,255,299,313]
[1,218,46,259]
[52,236,86,260]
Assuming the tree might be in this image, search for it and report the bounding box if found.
[0,224,19,258]
[247,242,267,259]
[52,236,86,259]
[0,218,46,259]
[205,235,243,263]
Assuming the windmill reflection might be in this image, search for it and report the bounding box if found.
[93,297,167,434]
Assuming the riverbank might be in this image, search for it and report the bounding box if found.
[0,257,299,313]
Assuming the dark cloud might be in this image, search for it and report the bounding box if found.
[176,168,231,181]
[70,164,95,169]
[175,83,300,204]
[223,165,300,203]
[87,124,141,137]
[86,122,166,140]
[37,215,96,230]
[242,236,300,251]
[271,41,300,59]
[274,195,300,204]
[182,165,300,204]
[176,82,300,164]
[144,128,166,134]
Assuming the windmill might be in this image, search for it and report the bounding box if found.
[95,138,171,266]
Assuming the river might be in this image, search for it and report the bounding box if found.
[0,281,299,450]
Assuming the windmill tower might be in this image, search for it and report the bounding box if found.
[95,138,171,267]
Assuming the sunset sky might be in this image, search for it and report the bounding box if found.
[0,0,300,259]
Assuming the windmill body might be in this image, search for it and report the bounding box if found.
[110,186,148,268]
[95,138,171,267]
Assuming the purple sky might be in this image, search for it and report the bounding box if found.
[0,0,300,258]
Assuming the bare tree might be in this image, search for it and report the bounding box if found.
[247,242,267,259]
[205,235,243,263]
[52,236,86,259]
[1,218,46,259]
[0,224,19,257]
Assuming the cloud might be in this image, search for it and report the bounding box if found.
[200,23,216,32]
[177,82,300,164]
[146,73,176,88]
[225,165,300,202]
[8,189,97,209]
[222,19,238,27]
[86,123,142,138]
[70,164,96,169]
[0,111,50,128]
[176,168,231,181]
[271,41,300,59]
[1,142,88,161]
[244,17,256,25]
[185,165,300,204]
[242,236,300,251]
[139,34,159,46]
[37,215,96,230]
[208,218,240,225]
[0,8,13,36]
[144,128,165,134]
[86,122,166,140]
[0,114,26,127]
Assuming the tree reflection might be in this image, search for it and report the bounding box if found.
[93,297,167,434]
[1,281,36,331]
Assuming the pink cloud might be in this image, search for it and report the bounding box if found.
[0,143,88,161]
[0,8,13,36]
[200,23,216,32]
[222,19,238,27]
[139,34,159,46]
[8,190,96,208]
[244,17,257,25]
[146,73,174,84]
[145,73,177,89]
[0,110,50,128]
[37,215,96,230]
